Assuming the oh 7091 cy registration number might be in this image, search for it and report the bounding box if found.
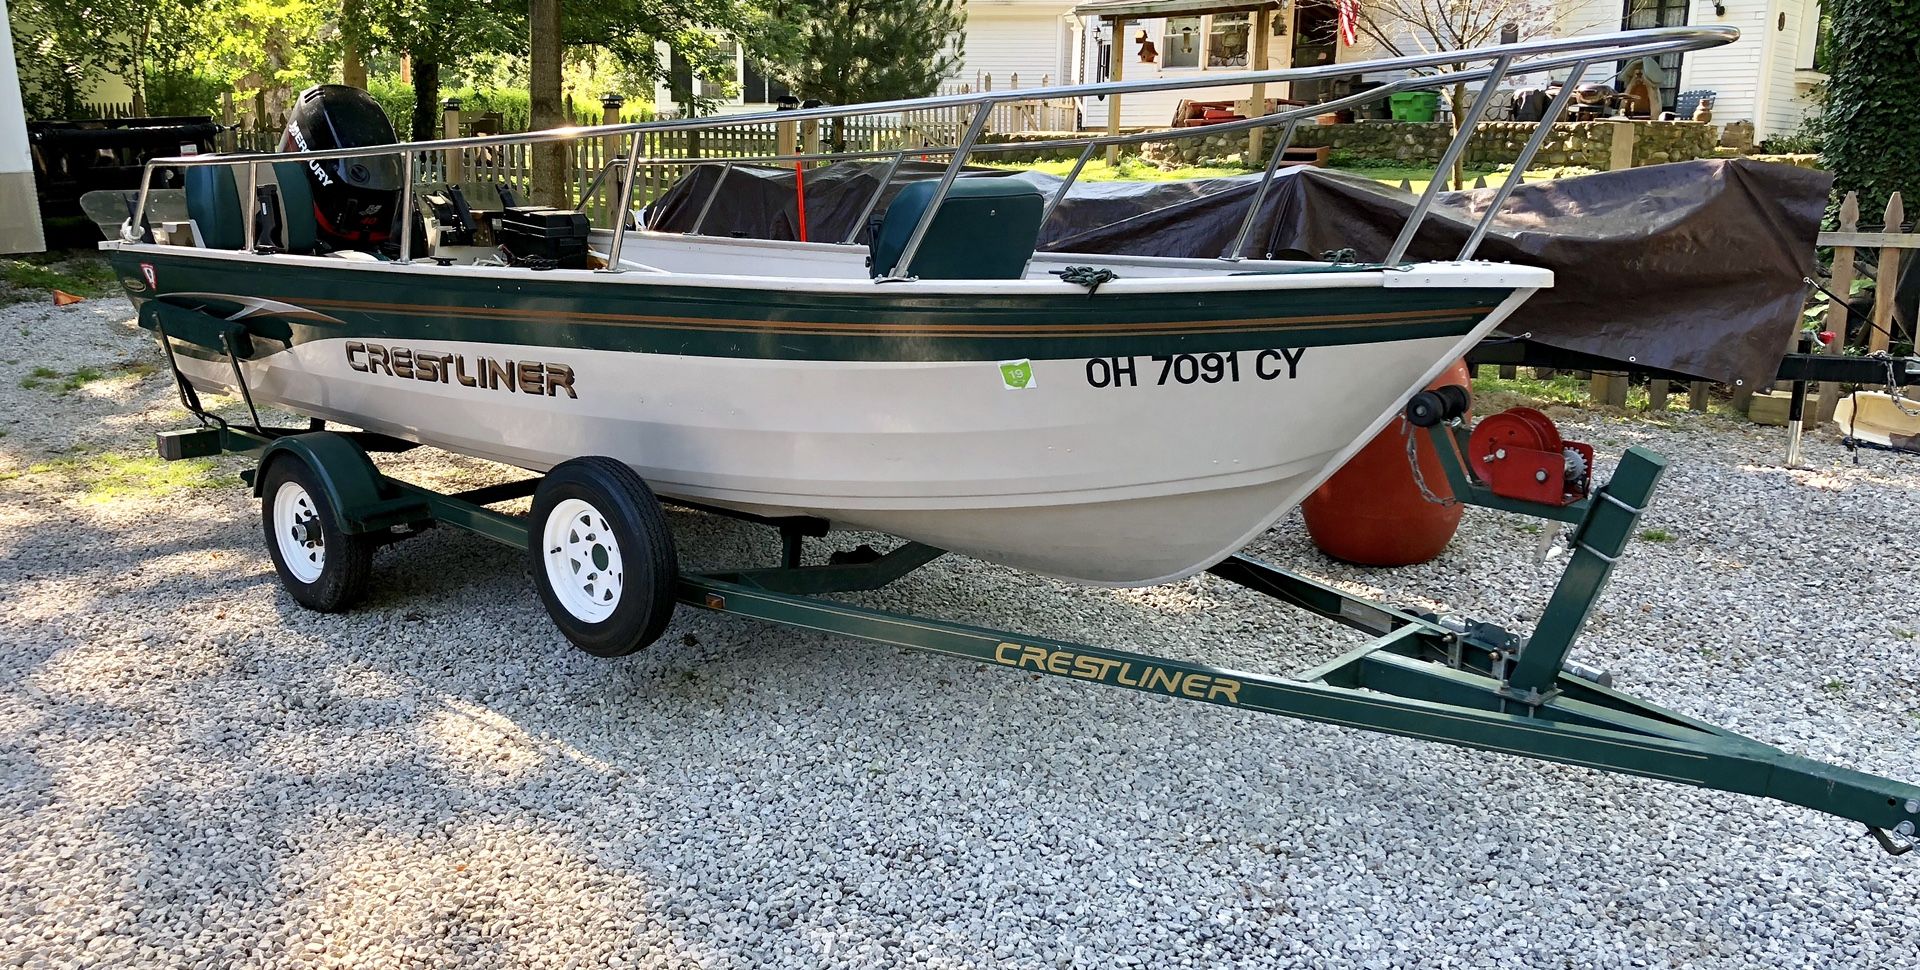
[1083,349,1307,388]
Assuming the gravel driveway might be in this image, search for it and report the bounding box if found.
[2,290,1917,969]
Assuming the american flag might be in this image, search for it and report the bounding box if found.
[1337,0,1361,46]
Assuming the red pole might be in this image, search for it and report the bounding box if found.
[794,161,809,242]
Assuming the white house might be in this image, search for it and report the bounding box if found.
[1556,0,1826,140]
[661,0,1823,141]
[1066,0,1823,138]
[0,0,44,253]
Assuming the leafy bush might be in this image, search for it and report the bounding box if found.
[1822,0,1920,218]
[145,69,229,118]
[1325,150,1406,169]
[359,81,653,133]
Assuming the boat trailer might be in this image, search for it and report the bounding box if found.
[153,394,1920,854]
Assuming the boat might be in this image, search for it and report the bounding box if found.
[104,27,1732,587]
[87,26,1920,848]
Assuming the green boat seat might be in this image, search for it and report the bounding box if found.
[869,178,1045,280]
[267,161,318,255]
[186,165,244,250]
[185,162,319,253]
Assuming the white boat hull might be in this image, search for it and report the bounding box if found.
[167,293,1525,584]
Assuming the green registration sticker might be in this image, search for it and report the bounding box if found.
[999,359,1036,390]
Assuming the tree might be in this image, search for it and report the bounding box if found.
[1820,0,1920,220]
[1347,0,1562,189]
[362,0,520,140]
[529,0,562,204]
[522,0,780,204]
[763,0,964,109]
[8,0,198,116]
[7,0,102,117]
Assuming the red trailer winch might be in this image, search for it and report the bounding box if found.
[1466,406,1595,506]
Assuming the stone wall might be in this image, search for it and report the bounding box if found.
[1138,119,1718,171]
[977,131,1138,164]
[1630,121,1719,166]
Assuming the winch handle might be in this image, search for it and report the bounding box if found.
[1405,385,1471,427]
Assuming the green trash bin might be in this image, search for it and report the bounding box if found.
[1389,92,1440,122]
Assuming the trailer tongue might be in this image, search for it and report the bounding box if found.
[156,387,1920,856]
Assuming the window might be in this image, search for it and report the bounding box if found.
[741,58,791,104]
[1620,0,1688,112]
[1208,13,1252,68]
[1164,16,1202,68]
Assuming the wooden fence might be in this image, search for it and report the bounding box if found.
[1811,190,1915,424]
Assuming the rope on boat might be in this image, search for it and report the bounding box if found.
[1052,266,1119,295]
[1321,248,1360,264]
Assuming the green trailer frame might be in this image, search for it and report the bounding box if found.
[154,417,1920,854]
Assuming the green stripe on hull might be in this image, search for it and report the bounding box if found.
[114,250,1505,362]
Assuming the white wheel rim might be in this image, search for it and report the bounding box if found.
[542,497,624,623]
[272,480,326,583]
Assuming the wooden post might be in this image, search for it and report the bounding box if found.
[599,95,624,226]
[1247,6,1271,166]
[1732,382,1754,415]
[776,119,798,158]
[220,92,236,153]
[1689,381,1709,411]
[1106,18,1124,166]
[1498,364,1516,379]
[1648,379,1670,411]
[442,98,463,186]
[1870,191,1904,354]
[1816,191,1860,425]
[1591,371,1629,408]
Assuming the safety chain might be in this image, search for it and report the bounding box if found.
[1404,417,1458,507]
[1052,266,1119,295]
[1876,352,1920,417]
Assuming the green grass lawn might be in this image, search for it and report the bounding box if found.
[0,252,118,307]
[986,157,1255,182]
[990,156,1598,193]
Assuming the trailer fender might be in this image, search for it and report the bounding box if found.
[251,432,392,534]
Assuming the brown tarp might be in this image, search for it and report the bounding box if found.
[645,158,1830,386]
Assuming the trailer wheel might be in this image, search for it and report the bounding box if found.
[529,457,678,657]
[260,453,374,612]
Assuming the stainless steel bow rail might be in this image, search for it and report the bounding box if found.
[151,381,1920,855]
[127,26,1738,274]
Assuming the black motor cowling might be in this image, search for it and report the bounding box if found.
[280,85,402,249]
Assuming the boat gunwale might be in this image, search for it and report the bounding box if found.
[104,239,1556,296]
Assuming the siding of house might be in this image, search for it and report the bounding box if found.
[957,7,1071,91]
[1551,0,1818,139]
[1760,0,1819,138]
[1079,16,1287,129]
[1673,2,1767,130]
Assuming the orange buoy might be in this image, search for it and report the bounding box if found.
[1300,361,1470,566]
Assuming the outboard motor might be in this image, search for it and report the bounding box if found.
[280,85,402,249]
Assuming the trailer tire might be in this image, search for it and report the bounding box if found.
[529,457,678,657]
[260,453,375,612]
